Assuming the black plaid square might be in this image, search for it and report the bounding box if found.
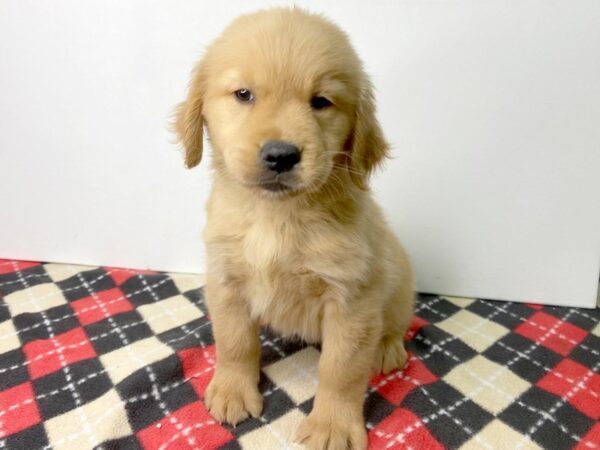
[57,268,116,302]
[482,332,563,383]
[466,299,537,330]
[569,333,600,368]
[259,331,308,367]
[217,441,243,450]
[544,306,599,332]
[0,349,29,391]
[2,423,49,449]
[414,295,461,324]
[410,325,477,377]
[118,353,198,432]
[298,397,313,416]
[119,275,180,308]
[402,381,494,449]
[0,264,51,297]
[93,435,143,450]
[364,392,396,429]
[156,317,212,353]
[13,303,79,344]
[499,385,594,450]
[85,310,154,356]
[32,357,113,420]
[0,305,11,323]
[182,287,206,308]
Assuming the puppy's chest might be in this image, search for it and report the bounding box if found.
[246,269,328,342]
[241,214,305,269]
[242,219,329,341]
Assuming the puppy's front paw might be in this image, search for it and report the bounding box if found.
[204,372,262,426]
[295,410,367,450]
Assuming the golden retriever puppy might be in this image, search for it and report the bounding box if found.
[174,7,414,450]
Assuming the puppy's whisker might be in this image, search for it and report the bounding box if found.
[324,172,348,199]
[331,164,367,177]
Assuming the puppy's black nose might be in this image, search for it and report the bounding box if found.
[260,141,301,173]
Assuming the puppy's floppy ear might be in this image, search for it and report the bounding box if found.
[173,62,206,168]
[346,77,390,189]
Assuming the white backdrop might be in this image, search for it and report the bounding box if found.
[1,0,599,307]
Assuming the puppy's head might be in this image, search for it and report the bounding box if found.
[175,8,388,195]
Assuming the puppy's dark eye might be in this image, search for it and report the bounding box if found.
[235,89,254,103]
[310,96,332,110]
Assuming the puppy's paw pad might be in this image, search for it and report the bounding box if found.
[295,413,366,450]
[204,376,262,426]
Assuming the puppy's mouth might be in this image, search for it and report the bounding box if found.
[255,171,302,194]
[253,174,307,196]
[260,181,293,192]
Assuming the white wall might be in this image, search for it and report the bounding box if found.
[1,1,599,307]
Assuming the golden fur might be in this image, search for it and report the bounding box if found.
[174,8,414,450]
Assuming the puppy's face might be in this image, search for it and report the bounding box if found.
[176,9,388,194]
[203,63,352,195]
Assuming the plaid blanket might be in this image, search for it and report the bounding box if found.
[0,259,598,449]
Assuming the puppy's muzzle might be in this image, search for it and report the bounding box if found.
[260,141,301,174]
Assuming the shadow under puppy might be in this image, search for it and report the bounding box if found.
[174,8,414,450]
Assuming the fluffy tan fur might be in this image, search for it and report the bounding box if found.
[174,8,414,450]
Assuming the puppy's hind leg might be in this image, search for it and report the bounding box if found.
[375,334,409,374]
[374,269,414,374]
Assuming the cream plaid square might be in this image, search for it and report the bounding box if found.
[5,282,67,316]
[263,347,320,404]
[171,273,205,294]
[444,296,476,308]
[437,309,509,352]
[100,336,173,384]
[459,419,543,450]
[0,320,21,353]
[45,389,132,450]
[44,263,96,283]
[137,295,204,335]
[444,355,530,415]
[592,321,600,337]
[239,409,305,450]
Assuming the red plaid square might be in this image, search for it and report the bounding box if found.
[107,267,156,286]
[23,327,97,379]
[0,382,41,437]
[406,316,428,339]
[0,260,39,275]
[515,311,587,356]
[71,287,133,326]
[537,359,600,420]
[369,408,444,450]
[179,345,216,397]
[137,401,233,450]
[525,303,544,310]
[576,422,600,450]
[370,354,437,404]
